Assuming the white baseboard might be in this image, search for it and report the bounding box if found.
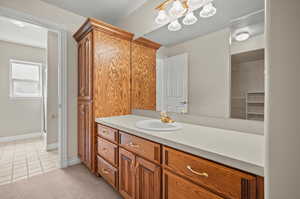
[67,157,81,166]
[0,132,42,143]
[46,142,58,151]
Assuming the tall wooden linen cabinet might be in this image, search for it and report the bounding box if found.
[74,18,160,172]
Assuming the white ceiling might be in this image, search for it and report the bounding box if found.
[144,0,264,46]
[0,16,47,48]
[40,0,147,24]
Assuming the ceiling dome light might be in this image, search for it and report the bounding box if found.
[169,0,187,18]
[168,20,182,31]
[183,11,198,25]
[235,31,251,42]
[199,3,217,18]
[188,0,204,9]
[155,10,170,25]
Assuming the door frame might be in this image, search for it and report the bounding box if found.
[0,7,68,168]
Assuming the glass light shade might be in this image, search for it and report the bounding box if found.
[168,20,182,31]
[183,11,198,25]
[169,0,187,17]
[235,32,250,42]
[188,0,204,8]
[155,10,170,25]
[199,3,217,18]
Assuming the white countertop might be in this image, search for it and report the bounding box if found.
[95,115,264,176]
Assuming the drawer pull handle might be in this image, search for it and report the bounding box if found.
[102,129,109,134]
[102,148,107,152]
[187,165,208,178]
[128,142,139,148]
[102,169,109,174]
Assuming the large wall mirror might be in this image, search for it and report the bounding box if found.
[138,0,265,122]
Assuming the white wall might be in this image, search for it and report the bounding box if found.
[159,28,231,118]
[46,31,58,146]
[0,0,86,160]
[266,0,300,198]
[0,40,45,137]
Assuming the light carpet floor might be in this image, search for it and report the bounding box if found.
[0,164,122,199]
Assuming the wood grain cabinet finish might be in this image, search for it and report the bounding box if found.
[97,137,118,167]
[119,148,135,199]
[97,156,118,189]
[78,32,93,100]
[163,170,225,199]
[131,38,161,110]
[163,146,257,199]
[135,156,161,199]
[78,101,93,170]
[74,18,134,173]
[119,131,161,164]
[97,124,118,144]
[93,29,131,118]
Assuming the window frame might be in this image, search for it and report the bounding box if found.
[9,59,43,100]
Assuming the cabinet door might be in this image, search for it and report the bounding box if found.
[78,32,93,99]
[119,148,135,199]
[78,102,85,161]
[93,30,131,118]
[78,100,93,170]
[135,157,161,199]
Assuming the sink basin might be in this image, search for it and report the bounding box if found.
[135,119,182,131]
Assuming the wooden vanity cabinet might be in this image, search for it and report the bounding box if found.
[95,124,264,199]
[118,134,162,199]
[74,18,134,172]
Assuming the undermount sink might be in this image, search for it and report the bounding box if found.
[135,119,183,131]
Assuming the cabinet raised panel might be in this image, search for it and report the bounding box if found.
[135,156,161,199]
[78,101,93,170]
[119,148,135,199]
[78,32,93,99]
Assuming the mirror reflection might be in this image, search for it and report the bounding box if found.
[140,0,265,121]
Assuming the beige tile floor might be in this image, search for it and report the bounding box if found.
[0,136,59,186]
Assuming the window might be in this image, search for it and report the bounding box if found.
[10,60,42,99]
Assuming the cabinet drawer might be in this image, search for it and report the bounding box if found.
[163,147,256,199]
[97,156,118,190]
[119,131,161,164]
[97,137,118,167]
[163,170,224,199]
[97,124,118,144]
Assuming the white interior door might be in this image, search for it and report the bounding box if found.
[162,53,188,113]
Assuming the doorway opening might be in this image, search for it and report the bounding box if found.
[0,12,67,185]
